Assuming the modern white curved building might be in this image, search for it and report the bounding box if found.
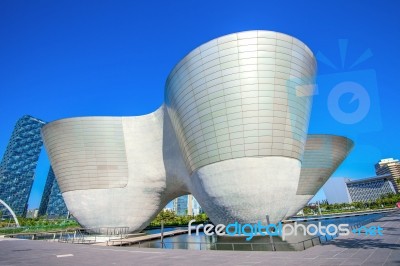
[42,30,354,232]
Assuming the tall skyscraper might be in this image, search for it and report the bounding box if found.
[38,167,68,217]
[191,195,202,215]
[46,177,68,217]
[173,195,188,216]
[0,115,46,216]
[38,167,55,216]
[375,158,400,192]
[172,194,202,216]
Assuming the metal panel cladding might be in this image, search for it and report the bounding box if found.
[297,134,354,195]
[41,117,129,192]
[165,30,317,172]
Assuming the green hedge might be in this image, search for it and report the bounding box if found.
[149,210,208,227]
[0,218,80,235]
[303,193,400,215]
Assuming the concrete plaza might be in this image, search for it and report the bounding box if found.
[1,211,399,266]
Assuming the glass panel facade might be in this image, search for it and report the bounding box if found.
[375,158,400,192]
[172,195,202,216]
[38,167,55,216]
[347,176,396,202]
[38,167,68,217]
[173,195,188,216]
[0,115,45,216]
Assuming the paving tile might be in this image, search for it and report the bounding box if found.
[387,250,400,260]
[316,250,343,258]
[339,258,365,265]
[383,262,400,266]
[351,248,376,259]
[310,258,347,265]
[283,258,315,266]
[363,248,392,264]
[334,251,358,258]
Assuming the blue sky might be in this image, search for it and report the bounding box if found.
[0,1,399,209]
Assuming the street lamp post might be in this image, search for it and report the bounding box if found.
[266,215,276,251]
[161,220,164,248]
[317,201,322,216]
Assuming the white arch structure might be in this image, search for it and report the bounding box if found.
[0,199,20,227]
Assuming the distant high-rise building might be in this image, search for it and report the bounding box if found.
[191,195,202,215]
[0,115,45,216]
[38,167,68,217]
[187,194,193,216]
[38,168,55,216]
[375,158,400,192]
[173,195,188,216]
[46,176,68,217]
[26,208,39,218]
[163,206,173,212]
[346,175,396,202]
[172,194,202,216]
[323,175,397,204]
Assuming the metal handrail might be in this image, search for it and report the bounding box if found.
[57,226,129,244]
